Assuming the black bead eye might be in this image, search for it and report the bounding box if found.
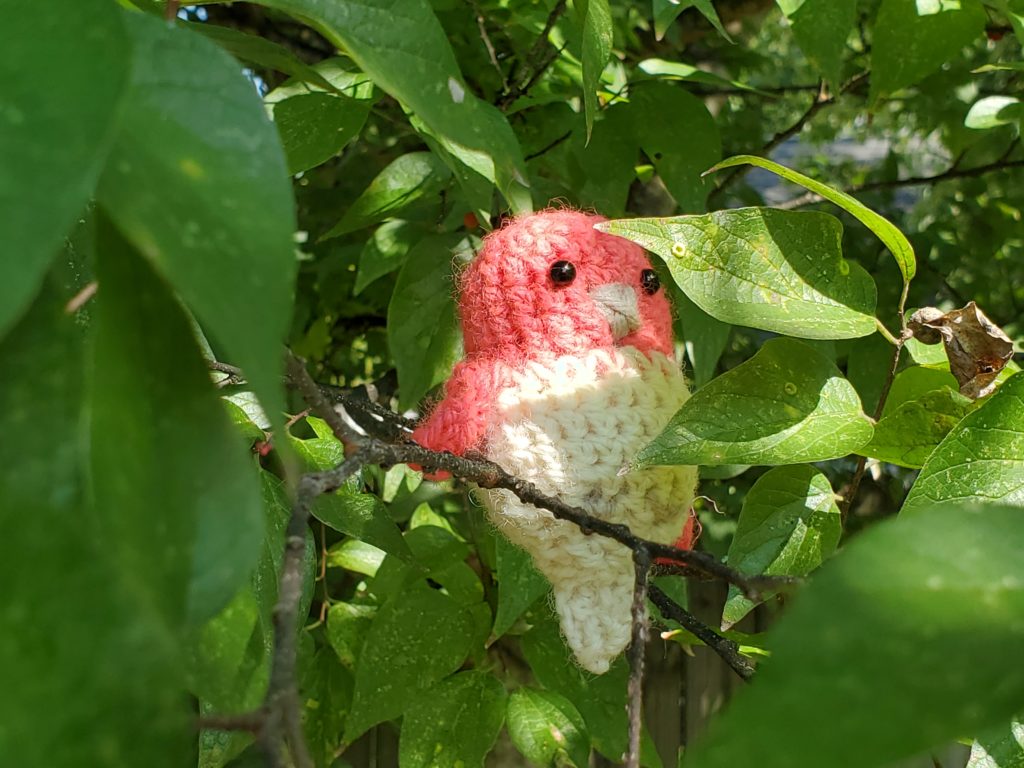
[641,269,660,295]
[550,260,577,286]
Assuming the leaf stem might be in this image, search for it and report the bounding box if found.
[875,318,900,346]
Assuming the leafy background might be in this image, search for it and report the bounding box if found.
[2,0,1023,767]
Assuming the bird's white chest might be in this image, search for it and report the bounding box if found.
[483,348,695,537]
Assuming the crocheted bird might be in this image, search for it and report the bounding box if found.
[412,210,698,674]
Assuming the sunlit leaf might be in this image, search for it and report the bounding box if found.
[507,688,591,768]
[966,96,1024,130]
[968,717,1024,768]
[705,155,916,282]
[721,466,841,629]
[902,372,1024,514]
[634,337,873,467]
[860,387,976,468]
[602,209,877,339]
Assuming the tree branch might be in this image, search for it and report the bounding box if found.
[468,0,508,90]
[839,330,909,522]
[648,584,755,682]
[777,157,1024,210]
[625,549,651,768]
[203,354,795,763]
[498,0,567,108]
[709,72,869,205]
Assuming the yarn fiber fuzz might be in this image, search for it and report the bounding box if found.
[413,210,698,674]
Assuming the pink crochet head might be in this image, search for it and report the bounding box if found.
[459,210,674,361]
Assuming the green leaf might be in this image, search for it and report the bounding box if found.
[722,466,841,629]
[577,0,613,142]
[966,96,1024,130]
[256,0,531,210]
[521,614,662,767]
[776,0,856,89]
[355,220,420,294]
[493,536,551,638]
[98,13,296,439]
[902,372,1024,514]
[600,209,878,339]
[0,273,191,767]
[91,217,263,627]
[327,539,387,577]
[881,365,959,414]
[271,92,372,174]
[507,688,591,768]
[974,62,1024,72]
[685,503,1024,768]
[399,671,507,768]
[705,155,917,282]
[346,581,474,739]
[570,104,638,216]
[676,291,730,388]
[387,233,466,409]
[313,478,413,562]
[301,647,354,767]
[870,0,987,100]
[191,22,339,91]
[969,717,1024,768]
[635,337,873,467]
[326,602,376,667]
[630,84,722,212]
[860,387,976,468]
[991,0,1024,45]
[323,152,452,237]
[844,332,893,414]
[189,590,265,728]
[0,0,129,336]
[638,58,769,94]
[653,0,732,41]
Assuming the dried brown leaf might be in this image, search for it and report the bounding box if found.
[907,302,1014,399]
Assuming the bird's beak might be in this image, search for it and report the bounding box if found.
[589,283,641,341]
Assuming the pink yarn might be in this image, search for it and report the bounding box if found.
[411,209,698,672]
[414,210,674,456]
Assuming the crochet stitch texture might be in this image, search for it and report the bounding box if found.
[413,210,698,674]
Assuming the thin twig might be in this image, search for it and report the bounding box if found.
[648,584,755,682]
[839,330,908,522]
[64,281,98,314]
[165,0,180,21]
[777,157,1024,210]
[468,0,508,89]
[625,549,651,768]
[710,72,870,205]
[498,0,567,107]
[197,711,266,734]
[524,130,572,161]
[205,355,794,762]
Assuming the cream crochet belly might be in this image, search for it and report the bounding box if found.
[481,347,698,673]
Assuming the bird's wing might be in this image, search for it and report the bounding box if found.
[411,358,512,471]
